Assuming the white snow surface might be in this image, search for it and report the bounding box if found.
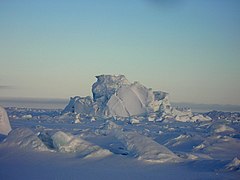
[0,106,239,179]
[0,106,12,135]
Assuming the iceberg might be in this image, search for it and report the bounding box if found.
[63,75,169,117]
[63,75,211,122]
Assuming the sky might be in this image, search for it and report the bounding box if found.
[0,0,240,105]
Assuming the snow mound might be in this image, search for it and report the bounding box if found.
[2,128,49,151]
[194,135,240,160]
[185,153,212,160]
[225,157,240,171]
[0,106,12,135]
[214,124,235,133]
[164,134,191,147]
[21,114,32,120]
[171,108,211,122]
[190,114,212,122]
[129,118,140,124]
[107,121,182,163]
[52,131,112,159]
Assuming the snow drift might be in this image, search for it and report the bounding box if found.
[106,121,182,163]
[0,106,12,135]
[2,127,49,151]
[63,75,211,121]
[194,135,240,160]
[52,131,112,159]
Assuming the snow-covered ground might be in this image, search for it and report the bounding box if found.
[0,106,239,179]
[0,76,239,179]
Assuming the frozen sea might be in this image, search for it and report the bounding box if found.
[0,97,240,180]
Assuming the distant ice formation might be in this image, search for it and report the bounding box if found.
[63,75,211,122]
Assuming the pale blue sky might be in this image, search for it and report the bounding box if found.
[0,0,240,105]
